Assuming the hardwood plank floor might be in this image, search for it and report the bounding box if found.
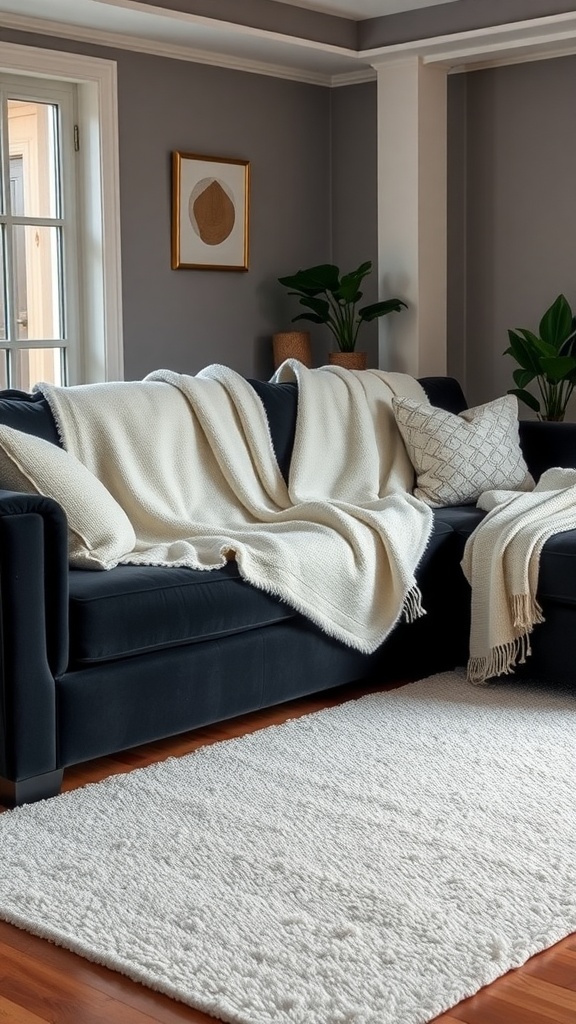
[1,679,575,1024]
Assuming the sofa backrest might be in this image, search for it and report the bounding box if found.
[0,389,61,446]
[249,376,468,481]
[417,376,467,415]
[0,376,468,486]
[248,379,298,481]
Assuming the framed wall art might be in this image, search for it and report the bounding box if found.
[171,151,250,271]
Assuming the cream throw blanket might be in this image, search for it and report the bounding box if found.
[462,467,576,684]
[38,363,432,655]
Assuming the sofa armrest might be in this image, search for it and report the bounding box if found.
[0,489,69,782]
[519,420,576,481]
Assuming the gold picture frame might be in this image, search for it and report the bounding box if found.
[171,151,250,271]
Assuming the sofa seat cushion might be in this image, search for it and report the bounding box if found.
[421,514,457,563]
[68,517,458,668]
[536,529,576,606]
[68,563,296,666]
[433,505,486,538]
[433,506,576,608]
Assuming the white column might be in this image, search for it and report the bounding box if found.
[374,58,448,378]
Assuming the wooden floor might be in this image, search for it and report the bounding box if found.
[1,678,575,1024]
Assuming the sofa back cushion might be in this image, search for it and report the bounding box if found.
[417,376,467,415]
[248,375,467,483]
[247,379,298,481]
[0,389,61,445]
[0,376,468,489]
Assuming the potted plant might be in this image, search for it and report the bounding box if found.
[505,294,576,421]
[278,261,407,369]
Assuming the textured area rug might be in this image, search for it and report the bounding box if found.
[1,671,576,1024]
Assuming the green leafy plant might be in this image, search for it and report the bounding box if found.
[278,261,407,353]
[505,294,576,421]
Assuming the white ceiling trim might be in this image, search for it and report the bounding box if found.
[2,7,576,85]
[263,0,463,19]
[94,0,357,56]
[0,12,353,85]
[331,67,375,87]
[365,11,576,71]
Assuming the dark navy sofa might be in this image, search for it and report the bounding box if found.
[0,376,574,806]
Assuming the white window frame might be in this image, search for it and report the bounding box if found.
[0,42,123,383]
[1,74,79,385]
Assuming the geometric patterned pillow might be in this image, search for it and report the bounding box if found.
[392,394,534,507]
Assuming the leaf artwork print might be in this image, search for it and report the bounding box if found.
[189,178,236,246]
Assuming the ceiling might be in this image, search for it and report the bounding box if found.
[264,0,462,19]
[0,0,469,84]
[0,0,572,85]
[0,0,361,81]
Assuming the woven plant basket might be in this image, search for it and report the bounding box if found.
[328,351,367,370]
[272,332,312,369]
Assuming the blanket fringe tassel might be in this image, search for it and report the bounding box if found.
[512,593,545,630]
[403,585,426,624]
[467,593,546,685]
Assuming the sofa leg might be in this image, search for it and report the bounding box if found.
[0,769,64,808]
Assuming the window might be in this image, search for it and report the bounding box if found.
[0,44,123,389]
[0,76,78,389]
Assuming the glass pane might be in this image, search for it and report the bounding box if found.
[0,351,7,390]
[14,347,63,391]
[13,225,62,341]
[8,100,59,219]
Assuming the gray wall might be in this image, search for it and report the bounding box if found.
[115,52,331,380]
[330,82,379,368]
[448,56,576,411]
[6,9,576,396]
[0,27,332,381]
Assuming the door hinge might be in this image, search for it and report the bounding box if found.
[73,124,80,152]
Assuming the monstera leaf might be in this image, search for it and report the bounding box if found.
[505,294,576,421]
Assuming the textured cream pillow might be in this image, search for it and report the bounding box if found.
[392,394,534,507]
[0,424,135,568]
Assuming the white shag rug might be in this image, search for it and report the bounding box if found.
[1,670,576,1024]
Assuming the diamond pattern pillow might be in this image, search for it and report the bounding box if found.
[392,394,534,507]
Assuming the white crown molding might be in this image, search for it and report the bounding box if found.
[0,11,347,86]
[365,12,576,72]
[2,7,576,86]
[445,42,576,76]
[95,0,361,68]
[330,67,376,87]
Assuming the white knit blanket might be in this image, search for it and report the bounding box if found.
[38,363,432,655]
[462,467,576,684]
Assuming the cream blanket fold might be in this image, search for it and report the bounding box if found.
[462,467,576,684]
[38,363,432,654]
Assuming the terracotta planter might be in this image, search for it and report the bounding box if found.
[272,331,312,369]
[328,351,367,371]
